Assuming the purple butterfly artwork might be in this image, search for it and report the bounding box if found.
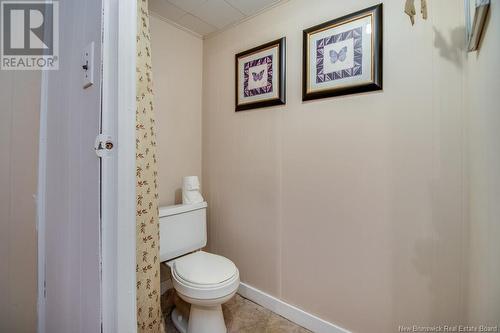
[329,46,348,63]
[243,55,273,97]
[252,69,265,81]
[315,27,363,84]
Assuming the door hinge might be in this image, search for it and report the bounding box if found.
[94,134,115,158]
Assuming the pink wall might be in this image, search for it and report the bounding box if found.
[151,14,204,207]
[202,1,468,331]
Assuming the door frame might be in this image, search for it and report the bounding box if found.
[101,0,138,332]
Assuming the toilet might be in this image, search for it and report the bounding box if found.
[159,201,239,333]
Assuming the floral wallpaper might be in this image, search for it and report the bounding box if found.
[136,0,164,331]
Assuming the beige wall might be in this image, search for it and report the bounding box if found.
[202,1,468,332]
[150,14,203,206]
[464,1,500,325]
[0,71,40,332]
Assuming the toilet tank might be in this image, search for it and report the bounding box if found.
[159,201,207,262]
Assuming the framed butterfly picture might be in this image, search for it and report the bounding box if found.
[235,37,286,111]
[303,4,383,101]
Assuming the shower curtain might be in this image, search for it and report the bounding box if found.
[136,0,164,331]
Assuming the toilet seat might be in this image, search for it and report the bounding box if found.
[174,251,236,285]
[170,251,240,301]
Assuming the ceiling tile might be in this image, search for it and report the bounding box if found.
[149,0,186,21]
[191,0,244,29]
[168,0,208,13]
[176,13,217,36]
[151,0,283,37]
[224,0,280,16]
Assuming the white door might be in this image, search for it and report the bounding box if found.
[39,0,103,332]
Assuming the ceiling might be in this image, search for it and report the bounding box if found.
[148,0,283,37]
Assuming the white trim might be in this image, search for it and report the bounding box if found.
[149,11,203,39]
[238,283,351,333]
[101,0,137,332]
[36,64,48,333]
[116,0,138,330]
[101,0,117,330]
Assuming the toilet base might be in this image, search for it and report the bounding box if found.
[171,304,227,333]
[189,304,226,333]
[171,308,188,333]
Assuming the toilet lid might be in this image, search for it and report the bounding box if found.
[173,251,237,285]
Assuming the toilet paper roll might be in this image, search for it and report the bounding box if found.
[182,176,204,204]
[182,176,200,191]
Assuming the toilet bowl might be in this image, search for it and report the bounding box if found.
[167,251,239,333]
[159,202,239,333]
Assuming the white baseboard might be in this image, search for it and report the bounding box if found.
[237,282,351,333]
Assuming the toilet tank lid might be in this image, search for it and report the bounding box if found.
[159,201,207,217]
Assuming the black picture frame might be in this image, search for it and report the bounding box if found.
[465,0,490,51]
[302,4,383,101]
[235,37,286,111]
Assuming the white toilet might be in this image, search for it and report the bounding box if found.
[159,201,239,333]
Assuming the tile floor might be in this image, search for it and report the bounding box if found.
[162,289,312,333]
